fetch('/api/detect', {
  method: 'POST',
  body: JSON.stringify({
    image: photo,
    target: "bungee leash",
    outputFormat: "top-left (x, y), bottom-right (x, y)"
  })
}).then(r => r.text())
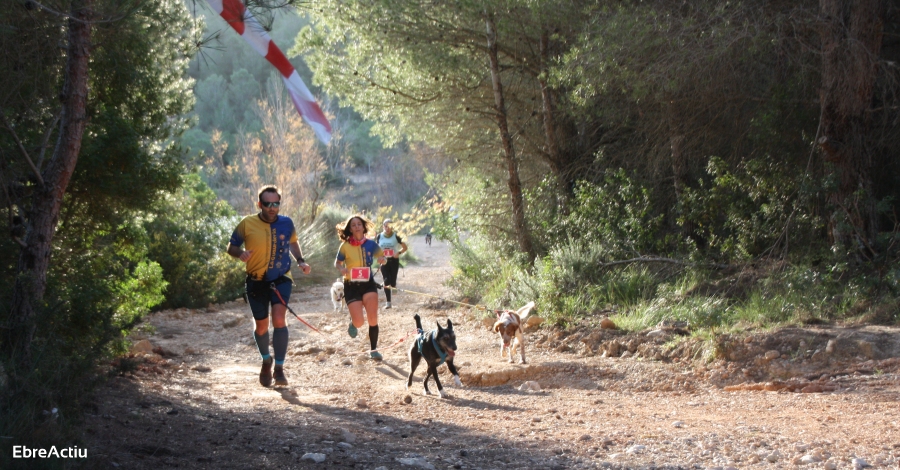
top-left (382, 285), bottom-right (514, 317)
top-left (367, 328), bottom-right (419, 354)
top-left (270, 282), bottom-right (322, 334)
top-left (268, 281), bottom-right (415, 356)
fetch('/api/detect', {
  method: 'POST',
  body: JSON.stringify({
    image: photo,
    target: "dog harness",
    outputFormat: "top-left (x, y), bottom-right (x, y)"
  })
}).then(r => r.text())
top-left (415, 329), bottom-right (448, 366)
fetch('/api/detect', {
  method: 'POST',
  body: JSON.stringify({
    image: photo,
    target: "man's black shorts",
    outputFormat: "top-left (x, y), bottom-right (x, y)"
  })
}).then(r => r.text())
top-left (245, 276), bottom-right (292, 320)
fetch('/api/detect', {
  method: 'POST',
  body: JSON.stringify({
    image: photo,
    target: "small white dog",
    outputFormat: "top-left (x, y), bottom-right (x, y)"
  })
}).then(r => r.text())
top-left (330, 278), bottom-right (345, 312)
top-left (492, 301), bottom-right (535, 364)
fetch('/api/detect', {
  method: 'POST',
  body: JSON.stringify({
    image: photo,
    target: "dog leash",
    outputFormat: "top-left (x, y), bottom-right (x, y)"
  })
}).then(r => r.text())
top-left (270, 283), bottom-right (323, 333)
top-left (270, 265), bottom-right (382, 333)
top-left (368, 328), bottom-right (419, 354)
top-left (383, 286), bottom-right (514, 317)
top-left (270, 282), bottom-right (415, 357)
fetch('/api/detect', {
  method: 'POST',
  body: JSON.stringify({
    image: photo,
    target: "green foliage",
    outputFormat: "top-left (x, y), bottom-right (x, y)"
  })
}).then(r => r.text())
top-left (115, 261), bottom-right (168, 330)
top-left (615, 295), bottom-right (729, 333)
top-left (516, 238), bottom-right (666, 324)
top-left (344, 119), bottom-right (383, 168)
top-left (297, 0), bottom-right (521, 151)
top-left (0, 215), bottom-right (173, 465)
top-left (558, 170), bottom-right (668, 257)
top-left (679, 156), bottom-right (825, 261)
top-left (0, 0), bottom-right (201, 449)
top-left (606, 263), bottom-right (897, 333)
top-left (143, 172), bottom-right (245, 309)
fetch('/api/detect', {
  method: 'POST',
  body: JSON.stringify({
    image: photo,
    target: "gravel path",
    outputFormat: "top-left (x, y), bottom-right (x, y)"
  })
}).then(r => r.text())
top-left (82, 236), bottom-right (900, 469)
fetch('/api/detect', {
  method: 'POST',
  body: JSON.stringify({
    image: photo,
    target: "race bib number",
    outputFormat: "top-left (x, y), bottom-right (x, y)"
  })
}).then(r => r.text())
top-left (350, 267), bottom-right (371, 282)
top-left (382, 249), bottom-right (395, 258)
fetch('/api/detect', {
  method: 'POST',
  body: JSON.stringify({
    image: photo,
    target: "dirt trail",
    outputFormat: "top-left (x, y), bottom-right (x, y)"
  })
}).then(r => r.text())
top-left (82, 236), bottom-right (900, 469)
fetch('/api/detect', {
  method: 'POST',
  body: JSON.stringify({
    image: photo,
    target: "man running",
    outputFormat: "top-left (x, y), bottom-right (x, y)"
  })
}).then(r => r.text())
top-left (227, 185), bottom-right (310, 387)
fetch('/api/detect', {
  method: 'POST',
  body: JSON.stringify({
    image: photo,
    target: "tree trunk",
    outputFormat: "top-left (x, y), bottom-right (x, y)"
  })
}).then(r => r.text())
top-left (818, 0), bottom-right (884, 254)
top-left (539, 30), bottom-right (562, 178)
top-left (4, 0), bottom-right (92, 382)
top-left (485, 12), bottom-right (535, 262)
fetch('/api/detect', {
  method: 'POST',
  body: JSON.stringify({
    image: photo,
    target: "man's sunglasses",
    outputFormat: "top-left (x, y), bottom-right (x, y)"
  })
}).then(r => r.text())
top-left (260, 201), bottom-right (281, 208)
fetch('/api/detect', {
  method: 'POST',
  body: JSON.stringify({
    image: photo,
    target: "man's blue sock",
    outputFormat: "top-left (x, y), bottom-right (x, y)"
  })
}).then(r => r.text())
top-left (254, 331), bottom-right (270, 360)
top-left (273, 327), bottom-right (288, 365)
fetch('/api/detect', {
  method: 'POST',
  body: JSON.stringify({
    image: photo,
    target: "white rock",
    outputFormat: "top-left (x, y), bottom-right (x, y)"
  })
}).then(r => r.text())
top-left (766, 450), bottom-right (782, 462)
top-left (397, 456), bottom-right (436, 469)
top-left (852, 458), bottom-right (870, 468)
top-left (342, 358), bottom-right (353, 365)
top-left (378, 426), bottom-right (393, 434)
top-left (646, 329), bottom-right (667, 337)
top-left (626, 445), bottom-right (646, 454)
top-left (337, 442), bottom-right (353, 449)
top-left (824, 460), bottom-right (838, 470)
top-left (375, 467), bottom-right (388, 470)
top-left (672, 421), bottom-right (685, 428)
top-left (301, 453), bottom-right (326, 463)
top-left (519, 381), bottom-right (541, 392)
top-left (825, 339), bottom-right (836, 353)
top-left (341, 429), bottom-right (356, 443)
top-left (800, 454), bottom-right (821, 464)
top-left (764, 350), bottom-right (780, 360)
top-left (356, 398), bottom-right (368, 408)
top-left (532, 417), bottom-right (542, 423)
top-left (608, 453), bottom-right (623, 459)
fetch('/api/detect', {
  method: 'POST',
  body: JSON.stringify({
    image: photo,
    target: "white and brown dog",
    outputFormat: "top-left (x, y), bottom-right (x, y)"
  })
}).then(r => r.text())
top-left (492, 301), bottom-right (535, 364)
top-left (330, 278), bottom-right (345, 312)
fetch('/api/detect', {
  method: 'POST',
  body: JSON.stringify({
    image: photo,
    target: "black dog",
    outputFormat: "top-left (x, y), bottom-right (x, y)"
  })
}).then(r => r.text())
top-left (407, 314), bottom-right (462, 398)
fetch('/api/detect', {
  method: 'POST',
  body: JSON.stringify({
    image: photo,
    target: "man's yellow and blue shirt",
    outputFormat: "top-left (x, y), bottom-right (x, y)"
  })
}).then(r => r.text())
top-left (229, 214), bottom-right (297, 281)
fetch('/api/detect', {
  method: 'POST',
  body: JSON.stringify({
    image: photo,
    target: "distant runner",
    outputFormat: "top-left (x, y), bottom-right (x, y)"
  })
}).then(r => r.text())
top-left (375, 219), bottom-right (408, 309)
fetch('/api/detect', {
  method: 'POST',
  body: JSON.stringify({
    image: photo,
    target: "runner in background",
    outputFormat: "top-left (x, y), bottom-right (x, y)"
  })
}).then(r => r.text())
top-left (376, 219), bottom-right (408, 309)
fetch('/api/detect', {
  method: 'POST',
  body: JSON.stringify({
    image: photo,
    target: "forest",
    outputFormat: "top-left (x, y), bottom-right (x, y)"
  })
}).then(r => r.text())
top-left (1, 0), bottom-right (899, 460)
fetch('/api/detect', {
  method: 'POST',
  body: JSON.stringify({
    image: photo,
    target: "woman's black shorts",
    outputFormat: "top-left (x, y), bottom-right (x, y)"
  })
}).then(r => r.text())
top-left (343, 279), bottom-right (378, 304)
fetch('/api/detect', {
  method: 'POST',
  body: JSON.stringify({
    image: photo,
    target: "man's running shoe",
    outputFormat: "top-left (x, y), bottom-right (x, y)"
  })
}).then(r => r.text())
top-left (259, 357), bottom-right (273, 387)
top-left (273, 365), bottom-right (288, 387)
top-left (348, 322), bottom-right (358, 338)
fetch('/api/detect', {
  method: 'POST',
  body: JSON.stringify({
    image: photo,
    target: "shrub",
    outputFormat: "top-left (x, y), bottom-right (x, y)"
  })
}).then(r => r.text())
top-left (679, 156), bottom-right (825, 261)
top-left (143, 172), bottom-right (245, 309)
